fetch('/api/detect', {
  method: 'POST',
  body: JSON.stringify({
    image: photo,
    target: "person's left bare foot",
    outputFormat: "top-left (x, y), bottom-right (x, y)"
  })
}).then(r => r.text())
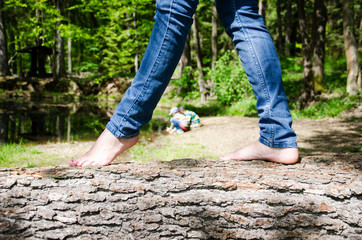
top-left (220, 141), bottom-right (299, 164)
top-left (69, 129), bottom-right (139, 167)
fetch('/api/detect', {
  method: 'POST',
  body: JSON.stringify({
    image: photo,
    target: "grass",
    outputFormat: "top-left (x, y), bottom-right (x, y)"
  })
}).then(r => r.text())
top-left (129, 137), bottom-right (218, 162)
top-left (0, 142), bottom-right (61, 168)
top-left (290, 94), bottom-right (361, 119)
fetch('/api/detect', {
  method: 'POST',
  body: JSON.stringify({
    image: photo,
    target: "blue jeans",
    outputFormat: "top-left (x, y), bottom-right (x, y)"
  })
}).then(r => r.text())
top-left (106, 0), bottom-right (297, 148)
top-left (170, 118), bottom-right (187, 131)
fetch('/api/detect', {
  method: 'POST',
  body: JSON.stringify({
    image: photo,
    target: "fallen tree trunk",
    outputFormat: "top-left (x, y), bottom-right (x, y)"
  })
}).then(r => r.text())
top-left (0, 154), bottom-right (361, 239)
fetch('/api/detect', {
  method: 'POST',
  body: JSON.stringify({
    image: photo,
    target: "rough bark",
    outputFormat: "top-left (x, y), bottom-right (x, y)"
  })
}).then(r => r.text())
top-left (0, 156), bottom-right (361, 239)
top-left (343, 0), bottom-right (361, 95)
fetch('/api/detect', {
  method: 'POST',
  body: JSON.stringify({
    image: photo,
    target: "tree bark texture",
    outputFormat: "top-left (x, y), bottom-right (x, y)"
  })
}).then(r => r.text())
top-left (0, 156), bottom-right (361, 239)
top-left (343, 0), bottom-right (361, 95)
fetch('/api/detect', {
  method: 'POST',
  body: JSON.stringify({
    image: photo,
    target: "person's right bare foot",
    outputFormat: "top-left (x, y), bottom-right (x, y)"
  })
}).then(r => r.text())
top-left (69, 129), bottom-right (139, 167)
top-left (220, 141), bottom-right (299, 164)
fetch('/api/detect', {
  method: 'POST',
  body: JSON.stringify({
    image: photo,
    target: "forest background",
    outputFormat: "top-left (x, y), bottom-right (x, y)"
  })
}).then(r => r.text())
top-left (0, 0), bottom-right (361, 166)
top-left (1, 0), bottom-right (361, 107)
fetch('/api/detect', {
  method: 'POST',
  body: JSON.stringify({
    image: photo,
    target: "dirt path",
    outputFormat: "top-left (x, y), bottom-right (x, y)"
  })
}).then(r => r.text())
top-left (36, 106), bottom-right (362, 164)
top-left (163, 107), bottom-right (362, 158)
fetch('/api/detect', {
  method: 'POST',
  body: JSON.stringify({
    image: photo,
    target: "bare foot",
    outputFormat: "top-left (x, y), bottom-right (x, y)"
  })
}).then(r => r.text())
top-left (220, 141), bottom-right (299, 164)
top-left (69, 129), bottom-right (139, 167)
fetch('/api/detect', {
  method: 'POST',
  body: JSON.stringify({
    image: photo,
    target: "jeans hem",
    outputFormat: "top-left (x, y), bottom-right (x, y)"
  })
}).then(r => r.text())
top-left (259, 137), bottom-right (297, 148)
top-left (106, 122), bottom-right (140, 139)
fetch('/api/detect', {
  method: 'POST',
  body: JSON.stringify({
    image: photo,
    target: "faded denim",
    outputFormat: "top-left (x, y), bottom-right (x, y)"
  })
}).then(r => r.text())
top-left (106, 0), bottom-right (297, 148)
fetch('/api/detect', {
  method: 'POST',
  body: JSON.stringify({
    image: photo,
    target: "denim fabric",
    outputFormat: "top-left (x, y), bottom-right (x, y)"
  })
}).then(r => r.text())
top-left (106, 0), bottom-right (198, 139)
top-left (170, 117), bottom-right (187, 131)
top-left (106, 0), bottom-right (297, 148)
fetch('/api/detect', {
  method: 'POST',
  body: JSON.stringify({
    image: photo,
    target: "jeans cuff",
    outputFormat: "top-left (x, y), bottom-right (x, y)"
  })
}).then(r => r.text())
top-left (106, 122), bottom-right (139, 139)
top-left (259, 137), bottom-right (298, 148)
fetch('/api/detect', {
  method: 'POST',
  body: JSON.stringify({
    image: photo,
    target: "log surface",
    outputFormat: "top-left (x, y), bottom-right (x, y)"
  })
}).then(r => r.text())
top-left (0, 154), bottom-right (361, 240)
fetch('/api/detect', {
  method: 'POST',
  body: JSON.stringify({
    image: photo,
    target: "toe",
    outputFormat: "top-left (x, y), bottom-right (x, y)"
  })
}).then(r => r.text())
top-left (69, 160), bottom-right (78, 166)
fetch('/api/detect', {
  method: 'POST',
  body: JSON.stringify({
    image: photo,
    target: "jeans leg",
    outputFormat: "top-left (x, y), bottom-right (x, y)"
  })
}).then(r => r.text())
top-left (106, 0), bottom-right (198, 138)
top-left (216, 0), bottom-right (297, 148)
top-left (171, 118), bottom-right (183, 130)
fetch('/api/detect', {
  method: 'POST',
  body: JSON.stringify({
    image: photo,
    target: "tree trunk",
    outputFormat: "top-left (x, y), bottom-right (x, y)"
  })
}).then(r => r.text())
top-left (179, 34), bottom-right (191, 76)
top-left (55, 0), bottom-right (66, 77)
top-left (211, 1), bottom-right (218, 70)
top-left (0, 157), bottom-right (361, 239)
top-left (67, 114), bottom-right (71, 142)
top-left (67, 5), bottom-right (72, 75)
top-left (179, 33), bottom-right (191, 77)
top-left (0, 0), bottom-right (10, 76)
top-left (276, 0), bottom-right (283, 52)
top-left (68, 37), bottom-right (72, 74)
top-left (284, 0), bottom-right (292, 56)
top-left (18, 37), bottom-right (23, 76)
top-left (9, 28), bottom-right (17, 75)
top-left (210, 1), bottom-right (218, 97)
top-left (192, 14), bottom-right (208, 103)
top-left (133, 11), bottom-right (139, 73)
top-left (359, 17), bottom-right (362, 49)
top-left (0, 113), bottom-right (9, 144)
top-left (343, 0), bottom-right (361, 95)
top-left (297, 0), bottom-right (314, 107)
top-left (258, 0), bottom-right (267, 25)
top-left (312, 0), bottom-right (327, 94)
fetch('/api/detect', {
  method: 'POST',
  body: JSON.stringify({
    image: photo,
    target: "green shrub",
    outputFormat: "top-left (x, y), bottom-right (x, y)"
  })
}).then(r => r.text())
top-left (171, 66), bottom-right (200, 99)
top-left (209, 51), bottom-right (253, 105)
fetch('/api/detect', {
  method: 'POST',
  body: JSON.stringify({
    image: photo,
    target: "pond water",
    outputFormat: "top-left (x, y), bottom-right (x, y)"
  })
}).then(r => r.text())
top-left (0, 98), bottom-right (168, 144)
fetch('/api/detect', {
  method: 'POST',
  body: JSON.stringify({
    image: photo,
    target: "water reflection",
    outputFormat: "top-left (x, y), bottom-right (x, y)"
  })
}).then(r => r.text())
top-left (0, 99), bottom-right (114, 144)
top-left (0, 99), bottom-right (169, 144)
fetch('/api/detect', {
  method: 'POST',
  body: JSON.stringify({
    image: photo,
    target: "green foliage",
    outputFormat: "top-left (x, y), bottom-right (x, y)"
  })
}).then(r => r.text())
top-left (4, 0), bottom-right (155, 79)
top-left (290, 93), bottom-right (361, 119)
top-left (209, 51), bottom-right (253, 105)
top-left (222, 98), bottom-right (257, 117)
top-left (171, 66), bottom-right (200, 99)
